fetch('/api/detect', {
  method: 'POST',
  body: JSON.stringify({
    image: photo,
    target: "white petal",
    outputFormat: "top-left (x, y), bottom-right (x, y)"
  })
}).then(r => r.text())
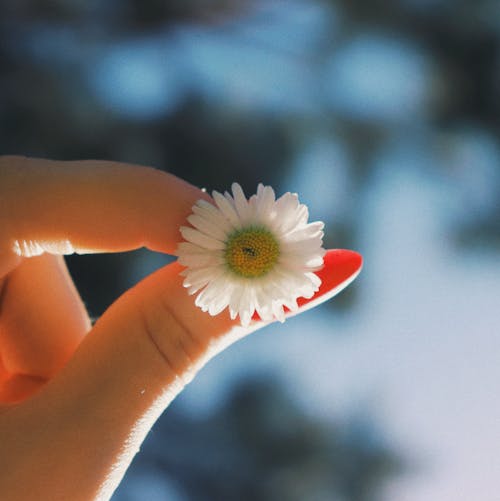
top-left (231, 183), bottom-right (251, 222)
top-left (273, 268), bottom-right (314, 297)
top-left (275, 201), bottom-right (309, 234)
top-left (187, 284), bottom-right (204, 295)
top-left (254, 287), bottom-right (274, 322)
top-left (238, 285), bottom-right (256, 326)
top-left (274, 192), bottom-right (299, 222)
top-left (193, 200), bottom-right (233, 232)
top-left (278, 253), bottom-right (324, 271)
top-left (240, 309), bottom-right (252, 327)
top-left (272, 301), bottom-right (286, 323)
top-left (255, 184), bottom-right (276, 220)
top-left (306, 272), bottom-right (322, 289)
top-left (280, 238), bottom-right (324, 256)
top-left (282, 221), bottom-right (324, 242)
top-left (187, 214), bottom-right (228, 241)
top-left (208, 291), bottom-right (231, 316)
top-left (180, 227), bottom-right (225, 250)
top-left (295, 204), bottom-right (309, 225)
top-left (228, 283), bottom-right (244, 320)
top-left (206, 277), bottom-right (238, 316)
top-left (182, 266), bottom-right (223, 288)
top-left (272, 196), bottom-right (309, 234)
top-left (284, 297), bottom-right (299, 311)
top-left (195, 273), bottom-right (231, 311)
top-left (212, 190), bottom-right (241, 226)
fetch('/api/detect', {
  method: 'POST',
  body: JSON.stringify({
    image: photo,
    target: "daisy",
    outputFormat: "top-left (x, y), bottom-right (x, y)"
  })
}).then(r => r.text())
top-left (177, 183), bottom-right (326, 326)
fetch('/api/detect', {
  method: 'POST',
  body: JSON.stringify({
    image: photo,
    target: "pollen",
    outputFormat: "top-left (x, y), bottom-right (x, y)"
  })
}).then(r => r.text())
top-left (225, 227), bottom-right (280, 278)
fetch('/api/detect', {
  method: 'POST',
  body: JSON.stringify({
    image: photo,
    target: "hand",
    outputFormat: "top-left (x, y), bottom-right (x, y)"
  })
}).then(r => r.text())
top-left (0, 156), bottom-right (362, 501)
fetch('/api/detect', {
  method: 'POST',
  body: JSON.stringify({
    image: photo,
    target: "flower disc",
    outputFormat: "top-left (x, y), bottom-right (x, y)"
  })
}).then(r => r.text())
top-left (178, 183), bottom-right (325, 325)
top-left (225, 227), bottom-right (280, 278)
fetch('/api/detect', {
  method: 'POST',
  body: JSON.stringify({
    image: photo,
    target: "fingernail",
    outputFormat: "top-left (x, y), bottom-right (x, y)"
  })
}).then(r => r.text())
top-left (292, 249), bottom-right (363, 315)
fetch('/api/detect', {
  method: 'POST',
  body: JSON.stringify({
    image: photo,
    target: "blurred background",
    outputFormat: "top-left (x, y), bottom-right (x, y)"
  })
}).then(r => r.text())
top-left (1, 0), bottom-right (499, 499)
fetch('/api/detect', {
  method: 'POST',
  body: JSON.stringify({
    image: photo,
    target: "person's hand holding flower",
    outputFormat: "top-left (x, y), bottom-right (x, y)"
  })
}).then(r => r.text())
top-left (0, 156), bottom-right (362, 501)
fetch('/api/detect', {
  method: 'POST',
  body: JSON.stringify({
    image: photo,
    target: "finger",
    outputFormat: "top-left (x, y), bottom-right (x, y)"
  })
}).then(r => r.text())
top-left (0, 156), bottom-right (208, 274)
top-left (0, 354), bottom-right (8, 383)
top-left (0, 374), bottom-right (46, 404)
top-left (0, 254), bottom-right (89, 383)
top-left (47, 249), bottom-right (362, 405)
top-left (4, 249), bottom-right (361, 499)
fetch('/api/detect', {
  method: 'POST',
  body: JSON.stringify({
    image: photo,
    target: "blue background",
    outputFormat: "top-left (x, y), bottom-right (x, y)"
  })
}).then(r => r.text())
top-left (1, 1), bottom-right (499, 499)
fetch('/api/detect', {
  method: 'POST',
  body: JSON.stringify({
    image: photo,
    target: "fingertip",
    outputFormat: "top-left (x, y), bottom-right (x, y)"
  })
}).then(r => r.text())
top-left (314, 249), bottom-right (363, 295)
top-left (294, 248), bottom-right (363, 314)
top-left (0, 157), bottom-right (212, 256)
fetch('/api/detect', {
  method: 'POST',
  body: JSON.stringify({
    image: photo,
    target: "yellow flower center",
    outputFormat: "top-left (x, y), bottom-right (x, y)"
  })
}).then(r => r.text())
top-left (225, 227), bottom-right (280, 278)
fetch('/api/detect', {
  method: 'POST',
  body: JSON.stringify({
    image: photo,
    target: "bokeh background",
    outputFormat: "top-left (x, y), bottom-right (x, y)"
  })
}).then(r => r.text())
top-left (1, 1), bottom-right (500, 500)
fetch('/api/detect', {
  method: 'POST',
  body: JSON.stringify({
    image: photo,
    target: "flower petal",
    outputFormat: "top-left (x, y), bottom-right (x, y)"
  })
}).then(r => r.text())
top-left (180, 226), bottom-right (225, 250)
top-left (212, 190), bottom-right (240, 226)
top-left (176, 182), bottom-right (356, 326)
top-left (255, 184), bottom-right (276, 220)
top-left (193, 201), bottom-right (233, 232)
top-left (282, 221), bottom-right (324, 242)
top-left (187, 214), bottom-right (228, 242)
top-left (231, 183), bottom-right (252, 222)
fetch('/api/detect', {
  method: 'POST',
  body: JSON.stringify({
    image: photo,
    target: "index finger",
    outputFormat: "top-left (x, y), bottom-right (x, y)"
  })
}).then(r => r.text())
top-left (0, 156), bottom-right (207, 264)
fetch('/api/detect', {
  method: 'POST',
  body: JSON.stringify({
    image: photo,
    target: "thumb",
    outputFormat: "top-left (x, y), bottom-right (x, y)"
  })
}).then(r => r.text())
top-left (4, 260), bottom-right (246, 501)
top-left (5, 249), bottom-right (361, 501)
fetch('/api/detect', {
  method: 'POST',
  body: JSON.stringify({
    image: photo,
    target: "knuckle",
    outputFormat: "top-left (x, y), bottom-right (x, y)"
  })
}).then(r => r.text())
top-left (137, 296), bottom-right (205, 385)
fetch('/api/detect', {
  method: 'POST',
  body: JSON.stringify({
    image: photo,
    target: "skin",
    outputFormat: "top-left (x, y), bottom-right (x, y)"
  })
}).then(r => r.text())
top-left (0, 156), bottom-right (362, 501)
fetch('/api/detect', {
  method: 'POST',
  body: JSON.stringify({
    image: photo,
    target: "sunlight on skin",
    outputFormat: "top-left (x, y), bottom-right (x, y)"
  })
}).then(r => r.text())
top-left (0, 156), bottom-right (362, 501)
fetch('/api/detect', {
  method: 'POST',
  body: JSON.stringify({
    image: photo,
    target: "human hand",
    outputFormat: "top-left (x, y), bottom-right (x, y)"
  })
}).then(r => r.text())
top-left (0, 156), bottom-right (362, 501)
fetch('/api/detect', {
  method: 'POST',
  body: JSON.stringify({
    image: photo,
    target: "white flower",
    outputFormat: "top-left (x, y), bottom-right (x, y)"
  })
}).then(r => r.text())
top-left (177, 183), bottom-right (325, 326)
